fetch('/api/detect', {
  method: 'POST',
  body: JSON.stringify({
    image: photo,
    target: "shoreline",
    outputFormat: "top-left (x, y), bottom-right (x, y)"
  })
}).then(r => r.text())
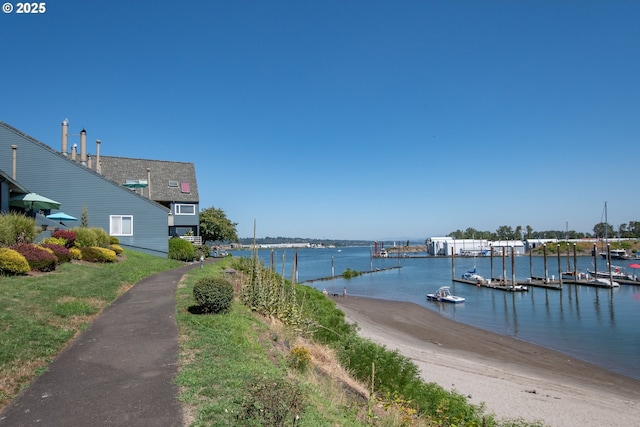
top-left (333, 295), bottom-right (640, 427)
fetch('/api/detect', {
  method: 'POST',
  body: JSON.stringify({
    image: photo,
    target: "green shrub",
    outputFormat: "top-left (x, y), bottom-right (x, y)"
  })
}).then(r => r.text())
top-left (237, 376), bottom-right (306, 426)
top-left (193, 276), bottom-right (234, 313)
top-left (194, 244), bottom-right (210, 260)
top-left (41, 236), bottom-right (67, 246)
top-left (73, 227), bottom-right (97, 248)
top-left (0, 213), bottom-right (37, 246)
top-left (109, 236), bottom-right (120, 245)
top-left (0, 247), bottom-right (30, 275)
top-left (342, 268), bottom-right (362, 278)
top-left (80, 246), bottom-right (116, 263)
top-left (168, 237), bottom-right (195, 261)
top-left (11, 243), bottom-right (58, 272)
top-left (91, 227), bottom-right (111, 247)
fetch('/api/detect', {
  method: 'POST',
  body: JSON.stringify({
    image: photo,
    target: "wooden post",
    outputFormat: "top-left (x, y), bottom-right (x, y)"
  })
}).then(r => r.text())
top-left (543, 244), bottom-right (548, 283)
top-left (607, 244), bottom-right (613, 286)
top-left (451, 247), bottom-right (455, 280)
top-left (490, 244), bottom-right (494, 283)
top-left (557, 244), bottom-right (563, 286)
top-left (592, 243), bottom-right (597, 279)
top-left (511, 245), bottom-right (516, 286)
top-left (502, 246), bottom-right (506, 284)
top-left (573, 244), bottom-right (578, 278)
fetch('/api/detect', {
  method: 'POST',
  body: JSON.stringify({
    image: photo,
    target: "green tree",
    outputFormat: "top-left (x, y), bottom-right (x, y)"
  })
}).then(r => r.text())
top-left (199, 207), bottom-right (238, 244)
top-left (593, 222), bottom-right (615, 239)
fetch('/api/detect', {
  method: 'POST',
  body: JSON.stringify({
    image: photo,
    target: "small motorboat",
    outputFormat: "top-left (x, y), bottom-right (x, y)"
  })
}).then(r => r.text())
top-left (462, 268), bottom-right (485, 284)
top-left (426, 286), bottom-right (465, 303)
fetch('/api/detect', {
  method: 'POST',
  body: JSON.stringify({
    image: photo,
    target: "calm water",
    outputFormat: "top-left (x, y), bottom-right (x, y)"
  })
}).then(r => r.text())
top-left (233, 246), bottom-right (640, 380)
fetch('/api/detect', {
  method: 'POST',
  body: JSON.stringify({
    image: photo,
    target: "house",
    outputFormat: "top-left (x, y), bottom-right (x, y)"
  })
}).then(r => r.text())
top-left (0, 121), bottom-right (173, 256)
top-left (97, 156), bottom-right (200, 240)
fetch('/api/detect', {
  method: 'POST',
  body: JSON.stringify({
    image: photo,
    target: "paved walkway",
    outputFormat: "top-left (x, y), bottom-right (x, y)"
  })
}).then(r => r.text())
top-left (0, 260), bottom-right (210, 427)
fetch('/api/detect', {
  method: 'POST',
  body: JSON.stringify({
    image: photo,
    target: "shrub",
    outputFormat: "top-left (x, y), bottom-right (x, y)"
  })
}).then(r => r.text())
top-left (169, 237), bottom-right (195, 261)
top-left (342, 268), bottom-right (362, 279)
top-left (193, 276), bottom-right (234, 313)
top-left (0, 247), bottom-right (30, 275)
top-left (69, 247), bottom-right (82, 260)
top-left (40, 243), bottom-right (72, 263)
top-left (237, 376), bottom-right (306, 426)
top-left (11, 243), bottom-right (58, 272)
top-left (73, 227), bottom-right (97, 248)
top-left (288, 346), bottom-right (312, 372)
top-left (80, 246), bottom-right (116, 263)
top-left (41, 236), bottom-right (67, 246)
top-left (0, 213), bottom-right (37, 246)
top-left (109, 236), bottom-right (120, 245)
top-left (52, 229), bottom-right (76, 248)
top-left (194, 244), bottom-right (210, 260)
top-left (109, 244), bottom-right (124, 255)
top-left (91, 227), bottom-right (111, 248)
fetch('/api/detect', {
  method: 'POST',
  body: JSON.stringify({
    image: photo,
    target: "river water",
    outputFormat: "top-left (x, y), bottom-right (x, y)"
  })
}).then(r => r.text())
top-left (233, 246), bottom-right (640, 380)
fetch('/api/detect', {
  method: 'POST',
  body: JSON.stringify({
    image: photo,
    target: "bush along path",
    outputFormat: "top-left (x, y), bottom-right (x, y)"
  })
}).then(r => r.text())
top-left (0, 260), bottom-right (211, 427)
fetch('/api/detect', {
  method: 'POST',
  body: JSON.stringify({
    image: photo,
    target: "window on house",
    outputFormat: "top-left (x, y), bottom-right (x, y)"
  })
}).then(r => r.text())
top-left (110, 215), bottom-right (133, 236)
top-left (168, 180), bottom-right (179, 187)
top-left (181, 182), bottom-right (190, 193)
top-left (175, 204), bottom-right (196, 215)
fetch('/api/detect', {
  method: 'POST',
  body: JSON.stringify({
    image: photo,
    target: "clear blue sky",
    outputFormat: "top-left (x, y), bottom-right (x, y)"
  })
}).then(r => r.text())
top-left (2, 1), bottom-right (638, 240)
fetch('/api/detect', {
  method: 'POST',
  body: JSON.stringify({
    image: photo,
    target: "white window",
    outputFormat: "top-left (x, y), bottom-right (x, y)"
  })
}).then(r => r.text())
top-left (110, 215), bottom-right (133, 236)
top-left (175, 204), bottom-right (196, 215)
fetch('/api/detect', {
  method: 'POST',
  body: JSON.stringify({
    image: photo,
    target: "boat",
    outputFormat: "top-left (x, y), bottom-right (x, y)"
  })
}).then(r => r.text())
top-left (600, 248), bottom-right (628, 260)
top-left (462, 268), bottom-right (485, 284)
top-left (426, 286), bottom-right (465, 303)
top-left (587, 264), bottom-right (639, 282)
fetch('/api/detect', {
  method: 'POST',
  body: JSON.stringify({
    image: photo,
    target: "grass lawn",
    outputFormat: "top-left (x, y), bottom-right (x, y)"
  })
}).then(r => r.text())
top-left (0, 250), bottom-right (182, 410)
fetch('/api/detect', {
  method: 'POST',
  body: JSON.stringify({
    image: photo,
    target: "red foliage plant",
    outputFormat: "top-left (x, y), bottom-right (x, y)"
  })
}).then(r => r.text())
top-left (11, 243), bottom-right (58, 272)
top-left (40, 243), bottom-right (72, 263)
top-left (51, 229), bottom-right (77, 248)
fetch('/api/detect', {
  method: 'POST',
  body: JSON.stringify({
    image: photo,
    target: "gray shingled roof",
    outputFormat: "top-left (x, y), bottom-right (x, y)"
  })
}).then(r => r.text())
top-left (98, 156), bottom-right (199, 203)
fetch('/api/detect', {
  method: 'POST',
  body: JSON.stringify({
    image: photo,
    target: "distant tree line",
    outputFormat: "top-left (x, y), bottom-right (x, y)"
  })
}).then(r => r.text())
top-left (447, 221), bottom-right (640, 241)
top-left (236, 236), bottom-right (374, 247)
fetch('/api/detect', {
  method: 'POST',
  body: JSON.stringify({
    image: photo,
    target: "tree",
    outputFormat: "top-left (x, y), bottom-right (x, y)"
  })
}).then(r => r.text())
top-left (199, 207), bottom-right (238, 244)
top-left (593, 222), bottom-right (614, 239)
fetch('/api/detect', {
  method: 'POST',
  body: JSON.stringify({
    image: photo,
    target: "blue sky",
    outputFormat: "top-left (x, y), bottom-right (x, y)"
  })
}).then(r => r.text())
top-left (2, 1), bottom-right (638, 240)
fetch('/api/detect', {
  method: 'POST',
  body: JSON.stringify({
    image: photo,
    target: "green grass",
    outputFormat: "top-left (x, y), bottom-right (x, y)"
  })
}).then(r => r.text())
top-left (0, 250), bottom-right (182, 408)
top-left (176, 259), bottom-right (369, 426)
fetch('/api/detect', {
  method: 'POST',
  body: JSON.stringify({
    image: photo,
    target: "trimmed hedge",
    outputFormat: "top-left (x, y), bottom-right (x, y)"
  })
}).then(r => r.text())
top-left (169, 237), bottom-right (195, 261)
top-left (193, 276), bottom-right (234, 313)
top-left (40, 243), bottom-right (72, 263)
top-left (11, 243), bottom-right (58, 272)
top-left (0, 247), bottom-right (30, 275)
top-left (80, 246), bottom-right (116, 263)
top-left (51, 229), bottom-right (76, 248)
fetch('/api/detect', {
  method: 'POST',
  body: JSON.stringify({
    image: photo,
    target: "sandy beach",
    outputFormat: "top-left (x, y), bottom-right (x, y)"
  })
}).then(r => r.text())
top-left (333, 296), bottom-right (640, 427)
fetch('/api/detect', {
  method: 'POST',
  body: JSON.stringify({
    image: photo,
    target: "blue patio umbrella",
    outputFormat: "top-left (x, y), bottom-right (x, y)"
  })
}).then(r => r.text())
top-left (46, 212), bottom-right (78, 222)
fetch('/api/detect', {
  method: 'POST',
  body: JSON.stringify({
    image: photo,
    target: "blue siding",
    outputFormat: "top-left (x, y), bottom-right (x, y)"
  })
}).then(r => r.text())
top-left (0, 123), bottom-right (169, 255)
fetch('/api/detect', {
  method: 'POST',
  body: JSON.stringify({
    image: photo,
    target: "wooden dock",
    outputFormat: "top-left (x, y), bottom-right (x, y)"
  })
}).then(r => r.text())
top-left (452, 278), bottom-right (530, 291)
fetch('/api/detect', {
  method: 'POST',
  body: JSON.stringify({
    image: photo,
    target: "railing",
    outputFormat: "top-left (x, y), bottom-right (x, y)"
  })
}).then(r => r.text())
top-left (179, 235), bottom-right (202, 245)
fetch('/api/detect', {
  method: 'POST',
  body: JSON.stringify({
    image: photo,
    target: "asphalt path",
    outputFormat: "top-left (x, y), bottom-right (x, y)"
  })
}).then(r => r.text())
top-left (0, 260), bottom-right (210, 427)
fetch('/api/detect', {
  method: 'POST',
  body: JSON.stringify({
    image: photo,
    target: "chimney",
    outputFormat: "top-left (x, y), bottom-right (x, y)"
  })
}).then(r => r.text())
top-left (71, 143), bottom-right (77, 161)
top-left (146, 168), bottom-right (151, 199)
top-left (87, 155), bottom-right (92, 169)
top-left (96, 140), bottom-right (101, 173)
top-left (11, 145), bottom-right (17, 179)
top-left (80, 129), bottom-right (87, 166)
top-left (61, 119), bottom-right (69, 156)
